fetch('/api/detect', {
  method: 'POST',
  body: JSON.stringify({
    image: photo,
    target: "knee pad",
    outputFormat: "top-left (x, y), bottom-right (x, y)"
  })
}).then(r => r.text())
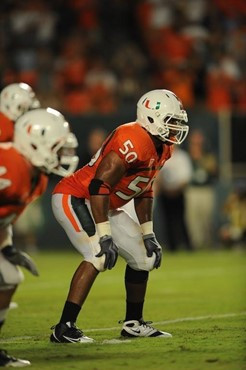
top-left (125, 265), bottom-right (149, 284)
top-left (127, 253), bottom-right (156, 272)
top-left (83, 235), bottom-right (107, 273)
top-left (0, 254), bottom-right (24, 290)
top-left (88, 254), bottom-right (106, 272)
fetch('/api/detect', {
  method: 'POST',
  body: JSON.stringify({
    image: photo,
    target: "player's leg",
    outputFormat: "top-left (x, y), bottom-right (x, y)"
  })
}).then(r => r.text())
top-left (0, 227), bottom-right (31, 367)
top-left (110, 209), bottom-right (172, 338)
top-left (50, 194), bottom-right (107, 343)
top-left (0, 287), bottom-right (17, 330)
top-left (0, 226), bottom-right (24, 331)
top-left (0, 349), bottom-right (30, 367)
top-left (50, 261), bottom-right (97, 344)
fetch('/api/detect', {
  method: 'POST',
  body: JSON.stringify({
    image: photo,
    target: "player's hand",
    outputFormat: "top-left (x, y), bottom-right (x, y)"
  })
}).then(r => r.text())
top-left (96, 235), bottom-right (119, 270)
top-left (143, 233), bottom-right (162, 269)
top-left (2, 245), bottom-right (39, 276)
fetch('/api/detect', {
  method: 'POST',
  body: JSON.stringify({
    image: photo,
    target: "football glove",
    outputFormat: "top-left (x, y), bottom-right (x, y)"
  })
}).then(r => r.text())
top-left (2, 245), bottom-right (39, 276)
top-left (96, 235), bottom-right (119, 270)
top-left (143, 233), bottom-right (162, 269)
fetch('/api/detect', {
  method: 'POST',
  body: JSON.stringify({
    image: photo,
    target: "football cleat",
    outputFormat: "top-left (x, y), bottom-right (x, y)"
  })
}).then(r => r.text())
top-left (9, 302), bottom-right (18, 310)
top-left (50, 322), bottom-right (94, 343)
top-left (0, 349), bottom-right (31, 367)
top-left (120, 319), bottom-right (172, 338)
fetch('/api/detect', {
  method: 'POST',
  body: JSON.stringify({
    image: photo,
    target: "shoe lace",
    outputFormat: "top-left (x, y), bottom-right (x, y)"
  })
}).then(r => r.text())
top-left (70, 323), bottom-right (84, 336)
top-left (50, 322), bottom-right (84, 335)
top-left (118, 319), bottom-right (154, 328)
top-left (139, 320), bottom-right (154, 329)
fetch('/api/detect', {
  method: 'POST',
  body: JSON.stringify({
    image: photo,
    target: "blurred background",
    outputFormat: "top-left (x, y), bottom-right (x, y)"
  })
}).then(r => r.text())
top-left (1, 0), bottom-right (245, 251)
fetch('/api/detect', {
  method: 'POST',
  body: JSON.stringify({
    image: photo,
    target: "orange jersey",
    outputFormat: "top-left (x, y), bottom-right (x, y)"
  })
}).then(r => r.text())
top-left (0, 143), bottom-right (48, 226)
top-left (0, 112), bottom-right (14, 142)
top-left (54, 122), bottom-right (173, 209)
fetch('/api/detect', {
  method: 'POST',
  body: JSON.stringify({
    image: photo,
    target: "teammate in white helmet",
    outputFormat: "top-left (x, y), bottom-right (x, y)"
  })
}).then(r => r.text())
top-left (0, 108), bottom-right (78, 367)
top-left (0, 83), bottom-right (40, 142)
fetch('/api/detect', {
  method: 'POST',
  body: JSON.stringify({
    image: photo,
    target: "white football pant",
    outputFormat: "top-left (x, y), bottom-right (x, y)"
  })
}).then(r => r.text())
top-left (52, 194), bottom-right (156, 272)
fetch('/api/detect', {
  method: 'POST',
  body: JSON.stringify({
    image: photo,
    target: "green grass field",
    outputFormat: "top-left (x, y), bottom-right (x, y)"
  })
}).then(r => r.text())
top-left (1, 249), bottom-right (245, 370)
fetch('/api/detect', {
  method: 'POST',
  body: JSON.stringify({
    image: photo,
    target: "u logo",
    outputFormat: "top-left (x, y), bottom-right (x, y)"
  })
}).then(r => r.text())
top-left (144, 99), bottom-right (161, 110)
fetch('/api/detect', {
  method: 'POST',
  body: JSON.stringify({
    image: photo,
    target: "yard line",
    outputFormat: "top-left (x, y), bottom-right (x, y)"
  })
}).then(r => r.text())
top-left (0, 311), bottom-right (245, 343)
top-left (153, 311), bottom-right (246, 326)
top-left (87, 311), bottom-right (246, 332)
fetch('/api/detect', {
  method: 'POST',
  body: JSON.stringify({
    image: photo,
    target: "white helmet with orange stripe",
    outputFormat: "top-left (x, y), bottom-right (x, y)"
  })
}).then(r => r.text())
top-left (137, 89), bottom-right (189, 144)
top-left (14, 108), bottom-right (79, 177)
top-left (0, 83), bottom-right (40, 121)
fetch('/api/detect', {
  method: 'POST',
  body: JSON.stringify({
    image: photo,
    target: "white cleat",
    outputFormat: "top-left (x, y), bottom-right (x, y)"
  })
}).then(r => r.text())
top-left (120, 319), bottom-right (172, 338)
top-left (9, 302), bottom-right (18, 310)
top-left (0, 349), bottom-right (30, 367)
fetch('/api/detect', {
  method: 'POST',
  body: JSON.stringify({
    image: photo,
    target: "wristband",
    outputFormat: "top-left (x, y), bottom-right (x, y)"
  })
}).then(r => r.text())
top-left (96, 221), bottom-right (111, 238)
top-left (140, 221), bottom-right (153, 236)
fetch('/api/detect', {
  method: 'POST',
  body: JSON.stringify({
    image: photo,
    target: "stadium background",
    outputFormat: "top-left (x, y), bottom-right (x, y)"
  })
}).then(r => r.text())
top-left (1, 0), bottom-right (245, 249)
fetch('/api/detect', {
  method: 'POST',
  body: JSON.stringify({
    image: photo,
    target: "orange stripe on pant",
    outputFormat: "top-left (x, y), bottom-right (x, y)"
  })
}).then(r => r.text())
top-left (62, 194), bottom-right (81, 232)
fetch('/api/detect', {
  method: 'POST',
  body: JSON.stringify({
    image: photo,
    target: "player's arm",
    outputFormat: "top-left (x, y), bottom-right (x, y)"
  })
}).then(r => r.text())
top-left (0, 166), bottom-right (39, 275)
top-left (134, 178), bottom-right (155, 226)
top-left (134, 197), bottom-right (153, 225)
top-left (134, 196), bottom-right (163, 269)
top-left (89, 150), bottom-right (126, 270)
top-left (89, 150), bottom-right (126, 224)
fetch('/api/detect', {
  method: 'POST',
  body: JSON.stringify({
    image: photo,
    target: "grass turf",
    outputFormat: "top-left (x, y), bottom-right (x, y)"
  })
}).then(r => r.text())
top-left (0, 249), bottom-right (245, 369)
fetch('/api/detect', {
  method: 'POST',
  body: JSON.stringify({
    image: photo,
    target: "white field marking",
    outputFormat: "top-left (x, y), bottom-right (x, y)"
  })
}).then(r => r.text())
top-left (87, 311), bottom-right (246, 332)
top-left (102, 339), bottom-right (132, 344)
top-left (0, 311), bottom-right (245, 344)
top-left (0, 336), bottom-right (33, 343)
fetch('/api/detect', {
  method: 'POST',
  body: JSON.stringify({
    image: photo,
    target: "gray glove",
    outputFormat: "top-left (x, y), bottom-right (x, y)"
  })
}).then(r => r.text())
top-left (2, 245), bottom-right (39, 276)
top-left (96, 235), bottom-right (119, 270)
top-left (143, 233), bottom-right (162, 269)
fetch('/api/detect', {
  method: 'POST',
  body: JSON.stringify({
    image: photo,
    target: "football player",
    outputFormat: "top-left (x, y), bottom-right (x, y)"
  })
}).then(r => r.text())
top-left (0, 82), bottom-right (41, 306)
top-left (0, 83), bottom-right (40, 142)
top-left (0, 82), bottom-right (41, 367)
top-left (0, 108), bottom-right (78, 367)
top-left (50, 89), bottom-right (189, 343)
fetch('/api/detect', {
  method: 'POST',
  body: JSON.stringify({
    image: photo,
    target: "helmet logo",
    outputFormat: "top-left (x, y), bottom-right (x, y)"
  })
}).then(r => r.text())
top-left (143, 98), bottom-right (160, 110)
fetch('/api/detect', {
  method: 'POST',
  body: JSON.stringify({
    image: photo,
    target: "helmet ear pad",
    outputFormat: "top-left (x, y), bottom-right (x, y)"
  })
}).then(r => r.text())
top-left (14, 108), bottom-right (79, 177)
top-left (136, 89), bottom-right (189, 144)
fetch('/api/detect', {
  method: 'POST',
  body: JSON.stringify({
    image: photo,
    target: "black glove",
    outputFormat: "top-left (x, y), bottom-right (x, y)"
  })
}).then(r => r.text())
top-left (2, 245), bottom-right (39, 276)
top-left (96, 235), bottom-right (119, 270)
top-left (143, 233), bottom-right (162, 269)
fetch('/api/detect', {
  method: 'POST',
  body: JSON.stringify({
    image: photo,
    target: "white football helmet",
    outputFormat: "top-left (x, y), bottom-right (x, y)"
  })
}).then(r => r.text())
top-left (137, 89), bottom-right (189, 144)
top-left (58, 132), bottom-right (79, 176)
top-left (0, 83), bottom-right (40, 121)
top-left (14, 108), bottom-right (79, 177)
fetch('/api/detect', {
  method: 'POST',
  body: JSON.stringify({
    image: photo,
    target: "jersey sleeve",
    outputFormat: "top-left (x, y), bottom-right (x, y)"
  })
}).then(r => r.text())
top-left (103, 126), bottom-right (142, 169)
top-left (0, 164), bottom-right (19, 203)
top-left (0, 114), bottom-right (14, 142)
top-left (135, 181), bottom-right (154, 199)
top-left (0, 147), bottom-right (24, 219)
top-left (0, 167), bottom-right (17, 221)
